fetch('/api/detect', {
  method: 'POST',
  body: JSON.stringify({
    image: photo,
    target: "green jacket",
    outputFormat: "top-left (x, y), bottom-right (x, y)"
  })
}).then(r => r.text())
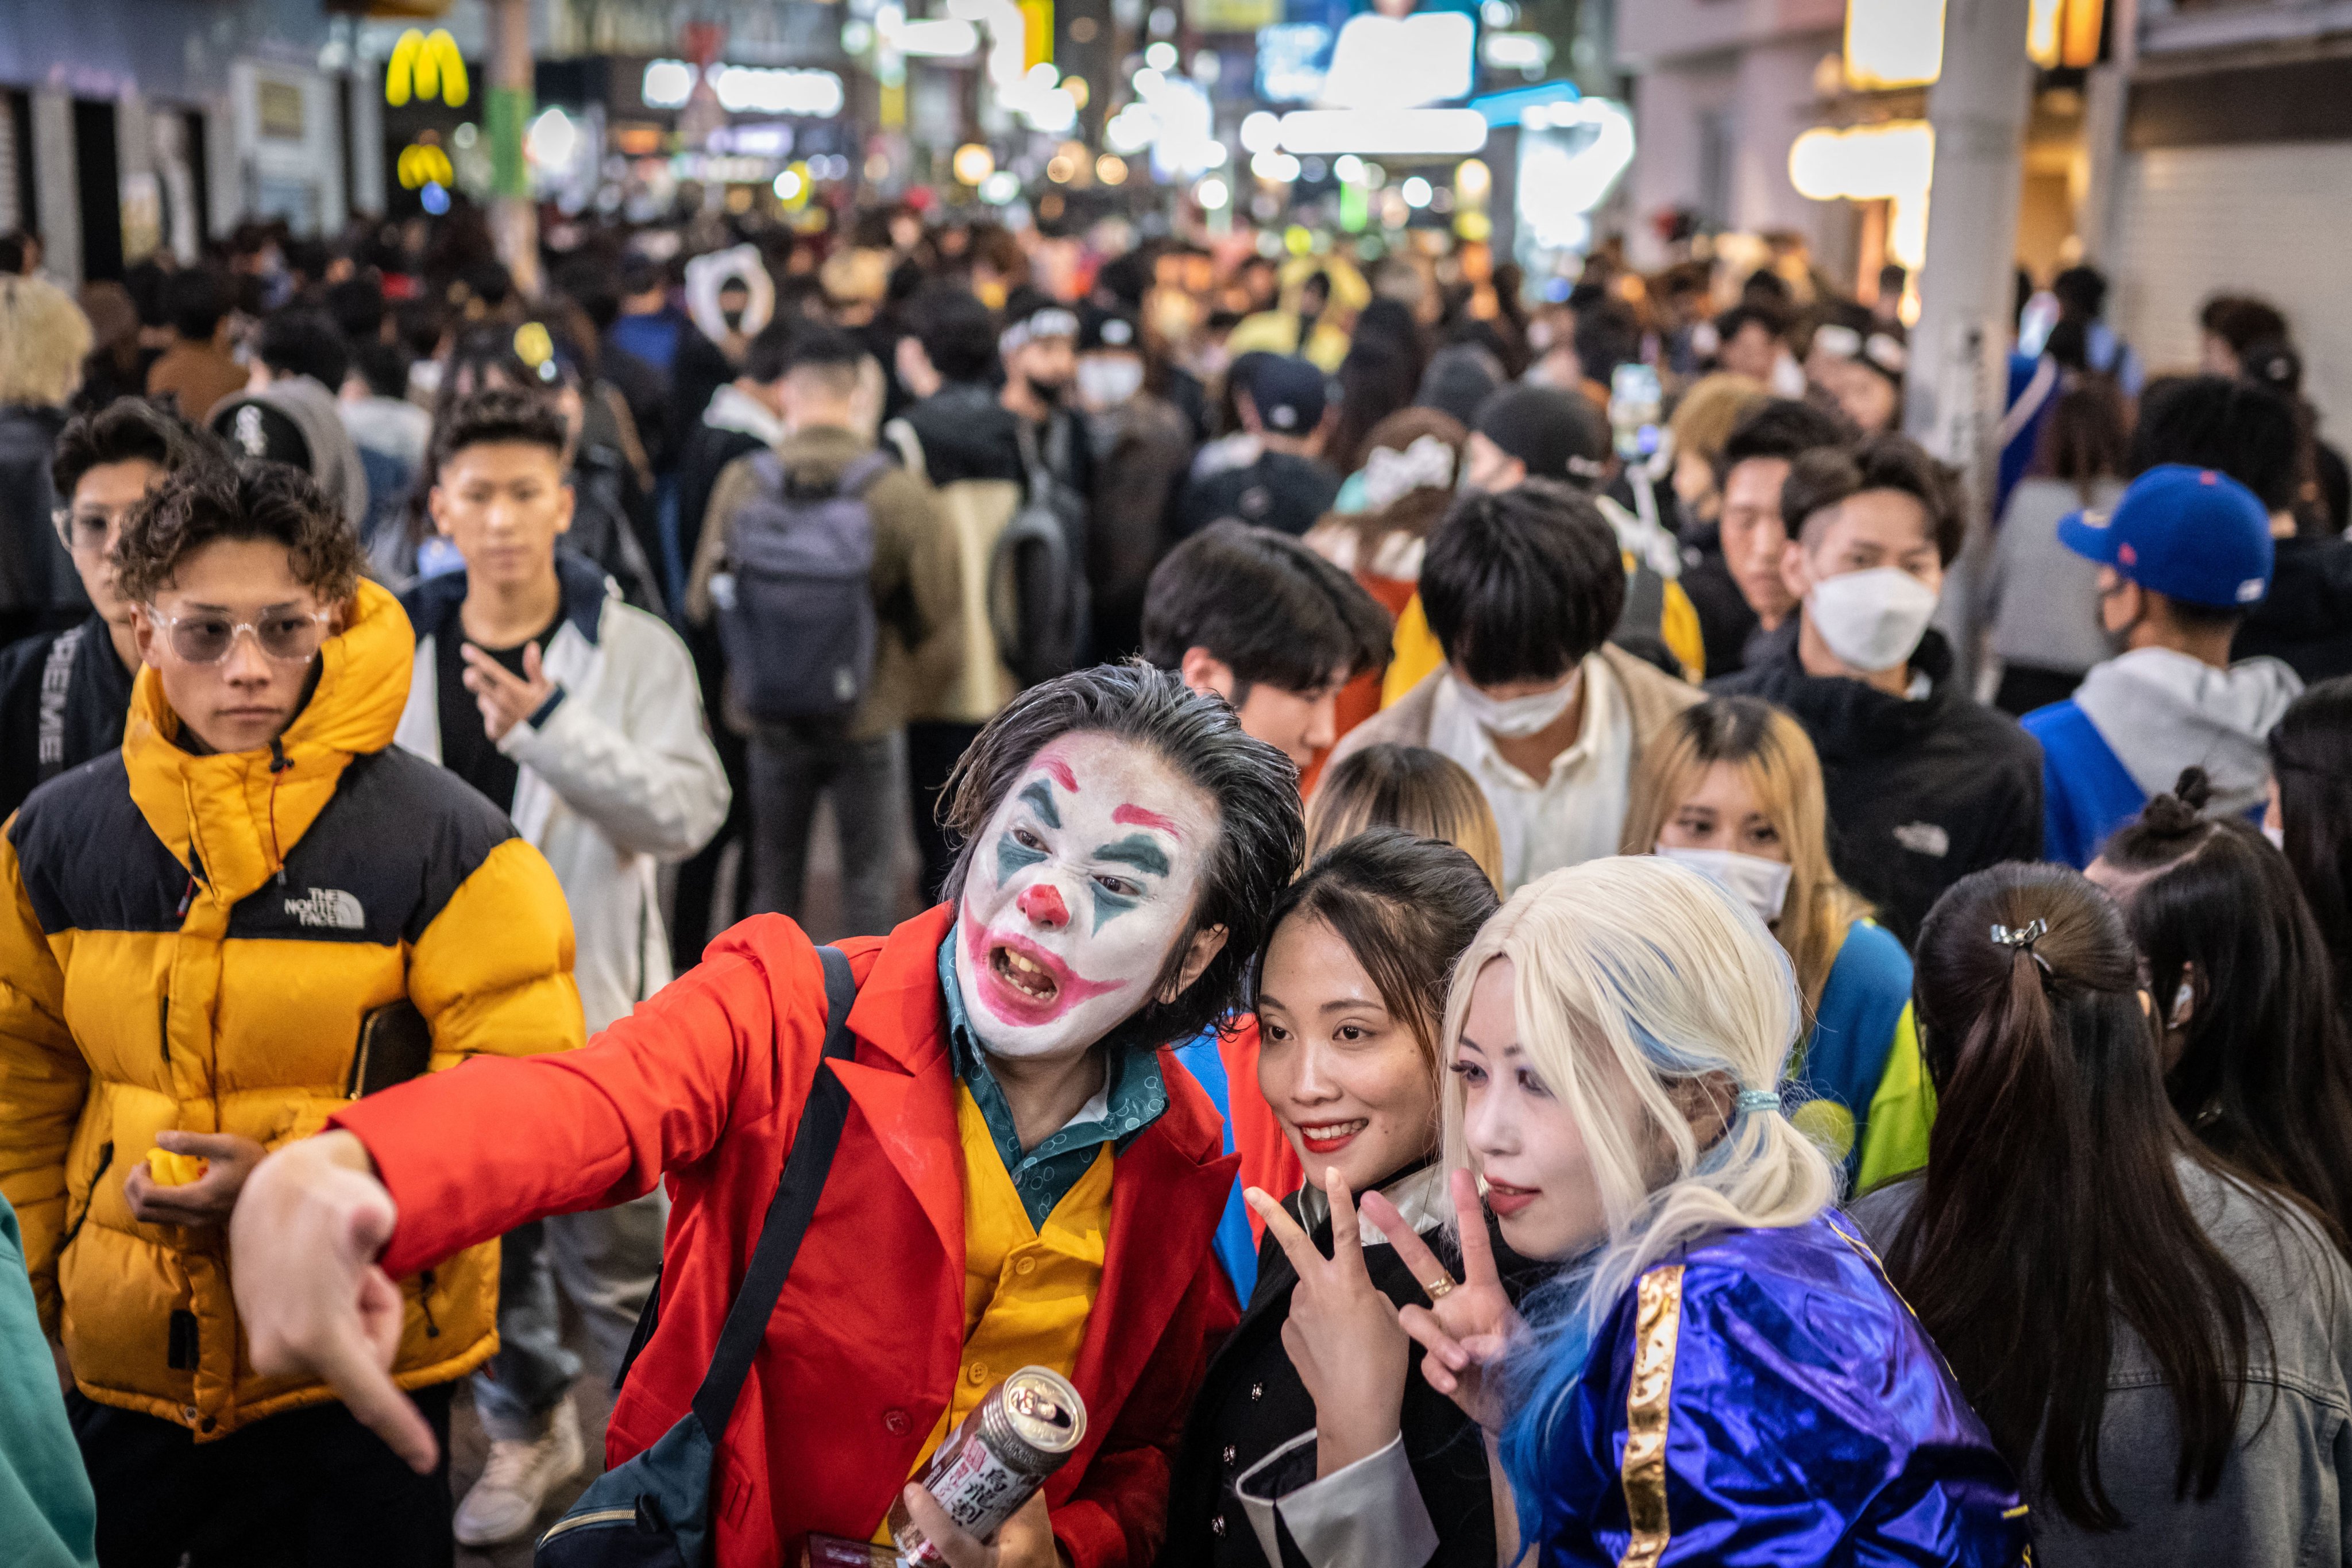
top-left (0, 1193), bottom-right (95, 1568)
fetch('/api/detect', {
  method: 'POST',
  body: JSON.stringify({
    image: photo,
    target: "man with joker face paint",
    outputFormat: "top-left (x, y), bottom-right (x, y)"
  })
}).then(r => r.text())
top-left (223, 663), bottom-right (1304, 1568)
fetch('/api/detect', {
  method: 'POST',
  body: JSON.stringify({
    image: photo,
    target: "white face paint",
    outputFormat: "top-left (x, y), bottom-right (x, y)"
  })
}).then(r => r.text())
top-left (953, 731), bottom-right (1219, 1060)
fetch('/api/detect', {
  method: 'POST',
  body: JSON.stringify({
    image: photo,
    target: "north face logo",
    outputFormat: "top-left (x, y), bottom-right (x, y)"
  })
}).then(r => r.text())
top-left (284, 887), bottom-right (366, 930)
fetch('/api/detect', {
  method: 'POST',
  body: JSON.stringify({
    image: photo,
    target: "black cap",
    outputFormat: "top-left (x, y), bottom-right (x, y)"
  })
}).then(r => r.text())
top-left (1472, 384), bottom-right (1609, 484)
top-left (1079, 304), bottom-right (1142, 354)
top-left (212, 398), bottom-right (315, 473)
top-left (1246, 355), bottom-right (1327, 435)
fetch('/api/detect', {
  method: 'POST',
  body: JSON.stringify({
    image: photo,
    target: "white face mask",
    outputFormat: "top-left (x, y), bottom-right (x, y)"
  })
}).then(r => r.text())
top-left (1655, 844), bottom-right (1794, 924)
top-left (1451, 667), bottom-right (1581, 739)
top-left (2263, 822), bottom-right (2287, 850)
top-left (1805, 567), bottom-right (1941, 675)
top-left (1075, 356), bottom-right (1145, 411)
top-left (953, 732), bottom-right (1218, 1060)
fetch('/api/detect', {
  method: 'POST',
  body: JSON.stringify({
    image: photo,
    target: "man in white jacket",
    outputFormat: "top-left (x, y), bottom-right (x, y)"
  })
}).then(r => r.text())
top-left (394, 388), bottom-right (729, 1545)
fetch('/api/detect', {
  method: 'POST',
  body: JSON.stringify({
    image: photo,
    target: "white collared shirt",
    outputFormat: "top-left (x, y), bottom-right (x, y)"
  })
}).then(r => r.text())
top-left (1427, 653), bottom-right (1633, 892)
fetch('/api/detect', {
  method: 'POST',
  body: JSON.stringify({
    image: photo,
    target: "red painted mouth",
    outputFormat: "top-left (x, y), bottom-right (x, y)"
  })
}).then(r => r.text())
top-left (1295, 1118), bottom-right (1368, 1155)
top-left (1484, 1180), bottom-right (1539, 1217)
top-left (963, 920), bottom-right (1122, 1026)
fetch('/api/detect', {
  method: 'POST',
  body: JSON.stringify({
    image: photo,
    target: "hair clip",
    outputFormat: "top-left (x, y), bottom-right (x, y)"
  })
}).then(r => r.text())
top-left (1991, 918), bottom-right (2053, 974)
top-left (1734, 1088), bottom-right (1780, 1115)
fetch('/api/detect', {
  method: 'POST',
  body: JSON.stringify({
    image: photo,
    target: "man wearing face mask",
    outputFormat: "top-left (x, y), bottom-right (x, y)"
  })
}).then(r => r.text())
top-left (1712, 437), bottom-right (2042, 943)
top-left (999, 291), bottom-right (1096, 551)
top-left (222, 663), bottom-right (1307, 1568)
top-left (1328, 481), bottom-right (1702, 894)
top-left (2022, 465), bottom-right (2297, 868)
top-left (1075, 305), bottom-right (1194, 662)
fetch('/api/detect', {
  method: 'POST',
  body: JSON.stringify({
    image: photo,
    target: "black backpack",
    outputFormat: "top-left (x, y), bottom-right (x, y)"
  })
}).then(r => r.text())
top-left (716, 450), bottom-right (891, 724)
top-left (994, 419), bottom-right (1090, 687)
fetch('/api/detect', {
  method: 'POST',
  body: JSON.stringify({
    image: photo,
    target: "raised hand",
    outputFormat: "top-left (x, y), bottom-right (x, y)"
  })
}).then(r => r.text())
top-left (1244, 1164), bottom-right (1412, 1477)
top-left (229, 1130), bottom-right (441, 1473)
top-left (1365, 1167), bottom-right (1522, 1434)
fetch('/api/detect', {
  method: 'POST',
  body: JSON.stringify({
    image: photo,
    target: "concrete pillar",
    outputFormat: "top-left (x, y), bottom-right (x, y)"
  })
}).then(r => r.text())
top-left (488, 0), bottom-right (539, 295)
top-left (30, 89), bottom-right (80, 285)
top-left (2074, 0), bottom-right (2138, 267)
top-left (1905, 0), bottom-right (2034, 674)
top-left (349, 60), bottom-right (387, 220)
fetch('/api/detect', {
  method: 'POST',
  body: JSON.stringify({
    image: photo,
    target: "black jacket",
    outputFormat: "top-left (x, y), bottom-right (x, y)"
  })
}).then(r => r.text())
top-left (2235, 535), bottom-right (2352, 685)
top-left (1158, 1185), bottom-right (1500, 1568)
top-left (892, 381), bottom-right (1027, 485)
top-left (0, 406), bottom-right (80, 639)
top-left (1712, 622), bottom-right (2043, 945)
top-left (0, 615), bottom-right (136, 820)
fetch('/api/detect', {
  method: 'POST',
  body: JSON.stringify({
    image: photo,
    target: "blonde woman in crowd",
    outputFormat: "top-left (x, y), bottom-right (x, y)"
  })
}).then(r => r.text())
top-left (0, 275), bottom-right (95, 648)
top-left (1306, 741), bottom-right (1504, 895)
top-left (1366, 857), bottom-right (2030, 1564)
top-left (1620, 696), bottom-right (1930, 1191)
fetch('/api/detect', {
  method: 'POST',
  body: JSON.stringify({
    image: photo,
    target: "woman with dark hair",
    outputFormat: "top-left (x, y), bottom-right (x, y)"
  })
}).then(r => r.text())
top-left (1858, 862), bottom-right (2352, 1565)
top-left (1324, 335), bottom-right (1422, 479)
top-left (1986, 377), bottom-right (2132, 715)
top-left (2268, 677), bottom-right (2352, 1009)
top-left (1161, 829), bottom-right (1502, 1565)
top-left (2087, 768), bottom-right (2352, 1243)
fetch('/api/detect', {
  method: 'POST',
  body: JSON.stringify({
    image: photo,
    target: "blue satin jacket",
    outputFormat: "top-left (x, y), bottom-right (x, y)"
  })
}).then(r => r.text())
top-left (1533, 1212), bottom-right (2030, 1566)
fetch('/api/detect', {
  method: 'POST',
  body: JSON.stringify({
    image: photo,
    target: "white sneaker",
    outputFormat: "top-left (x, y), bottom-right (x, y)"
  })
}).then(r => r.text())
top-left (454, 1396), bottom-right (587, 1547)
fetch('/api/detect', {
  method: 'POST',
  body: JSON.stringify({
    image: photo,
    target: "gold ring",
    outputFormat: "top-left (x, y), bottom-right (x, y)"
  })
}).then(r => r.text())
top-left (1424, 1276), bottom-right (1458, 1301)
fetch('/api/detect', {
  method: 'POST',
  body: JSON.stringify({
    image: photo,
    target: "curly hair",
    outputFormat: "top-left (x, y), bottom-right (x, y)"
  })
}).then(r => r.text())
top-left (940, 661), bottom-right (1305, 1056)
top-left (52, 398), bottom-right (225, 500)
top-left (114, 460), bottom-right (366, 606)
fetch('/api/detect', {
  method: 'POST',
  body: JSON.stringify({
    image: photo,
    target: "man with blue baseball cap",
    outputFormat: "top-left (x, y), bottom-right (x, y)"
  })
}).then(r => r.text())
top-left (2022, 464), bottom-right (2303, 866)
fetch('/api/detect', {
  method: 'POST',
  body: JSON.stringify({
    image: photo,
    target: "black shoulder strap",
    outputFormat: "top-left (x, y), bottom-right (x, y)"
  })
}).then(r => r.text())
top-left (36, 624), bottom-right (85, 785)
top-left (687, 944), bottom-right (858, 1438)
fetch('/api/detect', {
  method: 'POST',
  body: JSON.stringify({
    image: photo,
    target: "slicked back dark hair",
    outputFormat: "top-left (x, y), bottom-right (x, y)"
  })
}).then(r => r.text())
top-left (1252, 827), bottom-right (1499, 1068)
top-left (1421, 478), bottom-right (1624, 685)
top-left (52, 399), bottom-right (223, 500)
top-left (1714, 397), bottom-right (1848, 488)
top-left (430, 387), bottom-right (570, 478)
top-left (940, 661), bottom-right (1305, 1057)
top-left (1781, 434), bottom-right (1964, 565)
top-left (1140, 522), bottom-right (1392, 698)
top-left (114, 459), bottom-right (365, 606)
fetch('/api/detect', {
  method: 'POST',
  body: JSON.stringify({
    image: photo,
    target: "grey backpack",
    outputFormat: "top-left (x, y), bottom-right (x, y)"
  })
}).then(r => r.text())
top-left (716, 450), bottom-right (890, 723)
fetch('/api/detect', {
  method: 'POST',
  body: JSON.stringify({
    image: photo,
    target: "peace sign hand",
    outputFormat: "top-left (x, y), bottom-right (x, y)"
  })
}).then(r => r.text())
top-left (1365, 1167), bottom-right (1523, 1435)
top-left (1243, 1165), bottom-right (1412, 1478)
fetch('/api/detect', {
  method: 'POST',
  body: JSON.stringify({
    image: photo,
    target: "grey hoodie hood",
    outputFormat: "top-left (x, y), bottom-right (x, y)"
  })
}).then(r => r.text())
top-left (2073, 647), bottom-right (2304, 815)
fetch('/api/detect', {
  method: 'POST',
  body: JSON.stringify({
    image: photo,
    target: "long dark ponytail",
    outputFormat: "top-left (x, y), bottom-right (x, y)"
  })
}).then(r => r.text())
top-left (2100, 767), bottom-right (2352, 1248)
top-left (1884, 862), bottom-right (2260, 1531)
top-left (2270, 678), bottom-right (2352, 1013)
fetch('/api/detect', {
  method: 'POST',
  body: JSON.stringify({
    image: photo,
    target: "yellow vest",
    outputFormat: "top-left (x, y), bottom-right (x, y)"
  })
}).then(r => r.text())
top-left (892, 1084), bottom-right (1115, 1509)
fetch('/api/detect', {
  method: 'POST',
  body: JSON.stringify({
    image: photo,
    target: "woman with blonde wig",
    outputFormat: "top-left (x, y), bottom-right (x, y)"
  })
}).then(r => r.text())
top-left (1620, 696), bottom-right (1930, 1190)
top-left (1366, 857), bottom-right (2029, 1565)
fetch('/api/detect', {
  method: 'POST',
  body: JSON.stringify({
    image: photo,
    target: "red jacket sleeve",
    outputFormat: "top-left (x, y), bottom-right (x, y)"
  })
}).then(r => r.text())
top-left (1052, 1252), bottom-right (1241, 1568)
top-left (332, 916), bottom-right (830, 1278)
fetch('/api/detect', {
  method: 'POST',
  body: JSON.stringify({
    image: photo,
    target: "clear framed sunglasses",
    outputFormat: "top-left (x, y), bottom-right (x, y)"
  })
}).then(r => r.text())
top-left (144, 607), bottom-right (334, 665)
top-left (51, 502), bottom-right (137, 555)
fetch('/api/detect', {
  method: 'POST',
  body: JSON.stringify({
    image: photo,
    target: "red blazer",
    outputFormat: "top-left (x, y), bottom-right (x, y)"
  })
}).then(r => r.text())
top-left (333, 905), bottom-right (1241, 1567)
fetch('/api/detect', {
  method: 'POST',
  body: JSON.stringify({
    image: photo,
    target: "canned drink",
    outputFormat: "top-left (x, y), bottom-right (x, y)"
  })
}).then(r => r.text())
top-left (887, 1368), bottom-right (1087, 1566)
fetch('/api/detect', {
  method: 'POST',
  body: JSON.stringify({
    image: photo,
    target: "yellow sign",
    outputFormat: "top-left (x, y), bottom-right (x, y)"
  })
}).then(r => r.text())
top-left (1019, 0), bottom-right (1055, 72)
top-left (397, 141), bottom-right (456, 190)
top-left (386, 29), bottom-right (470, 109)
top-left (2029, 0), bottom-right (2105, 67)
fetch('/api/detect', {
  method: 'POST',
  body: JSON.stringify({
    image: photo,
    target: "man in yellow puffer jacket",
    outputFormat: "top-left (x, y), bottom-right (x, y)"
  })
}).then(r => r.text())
top-left (0, 461), bottom-right (582, 1566)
